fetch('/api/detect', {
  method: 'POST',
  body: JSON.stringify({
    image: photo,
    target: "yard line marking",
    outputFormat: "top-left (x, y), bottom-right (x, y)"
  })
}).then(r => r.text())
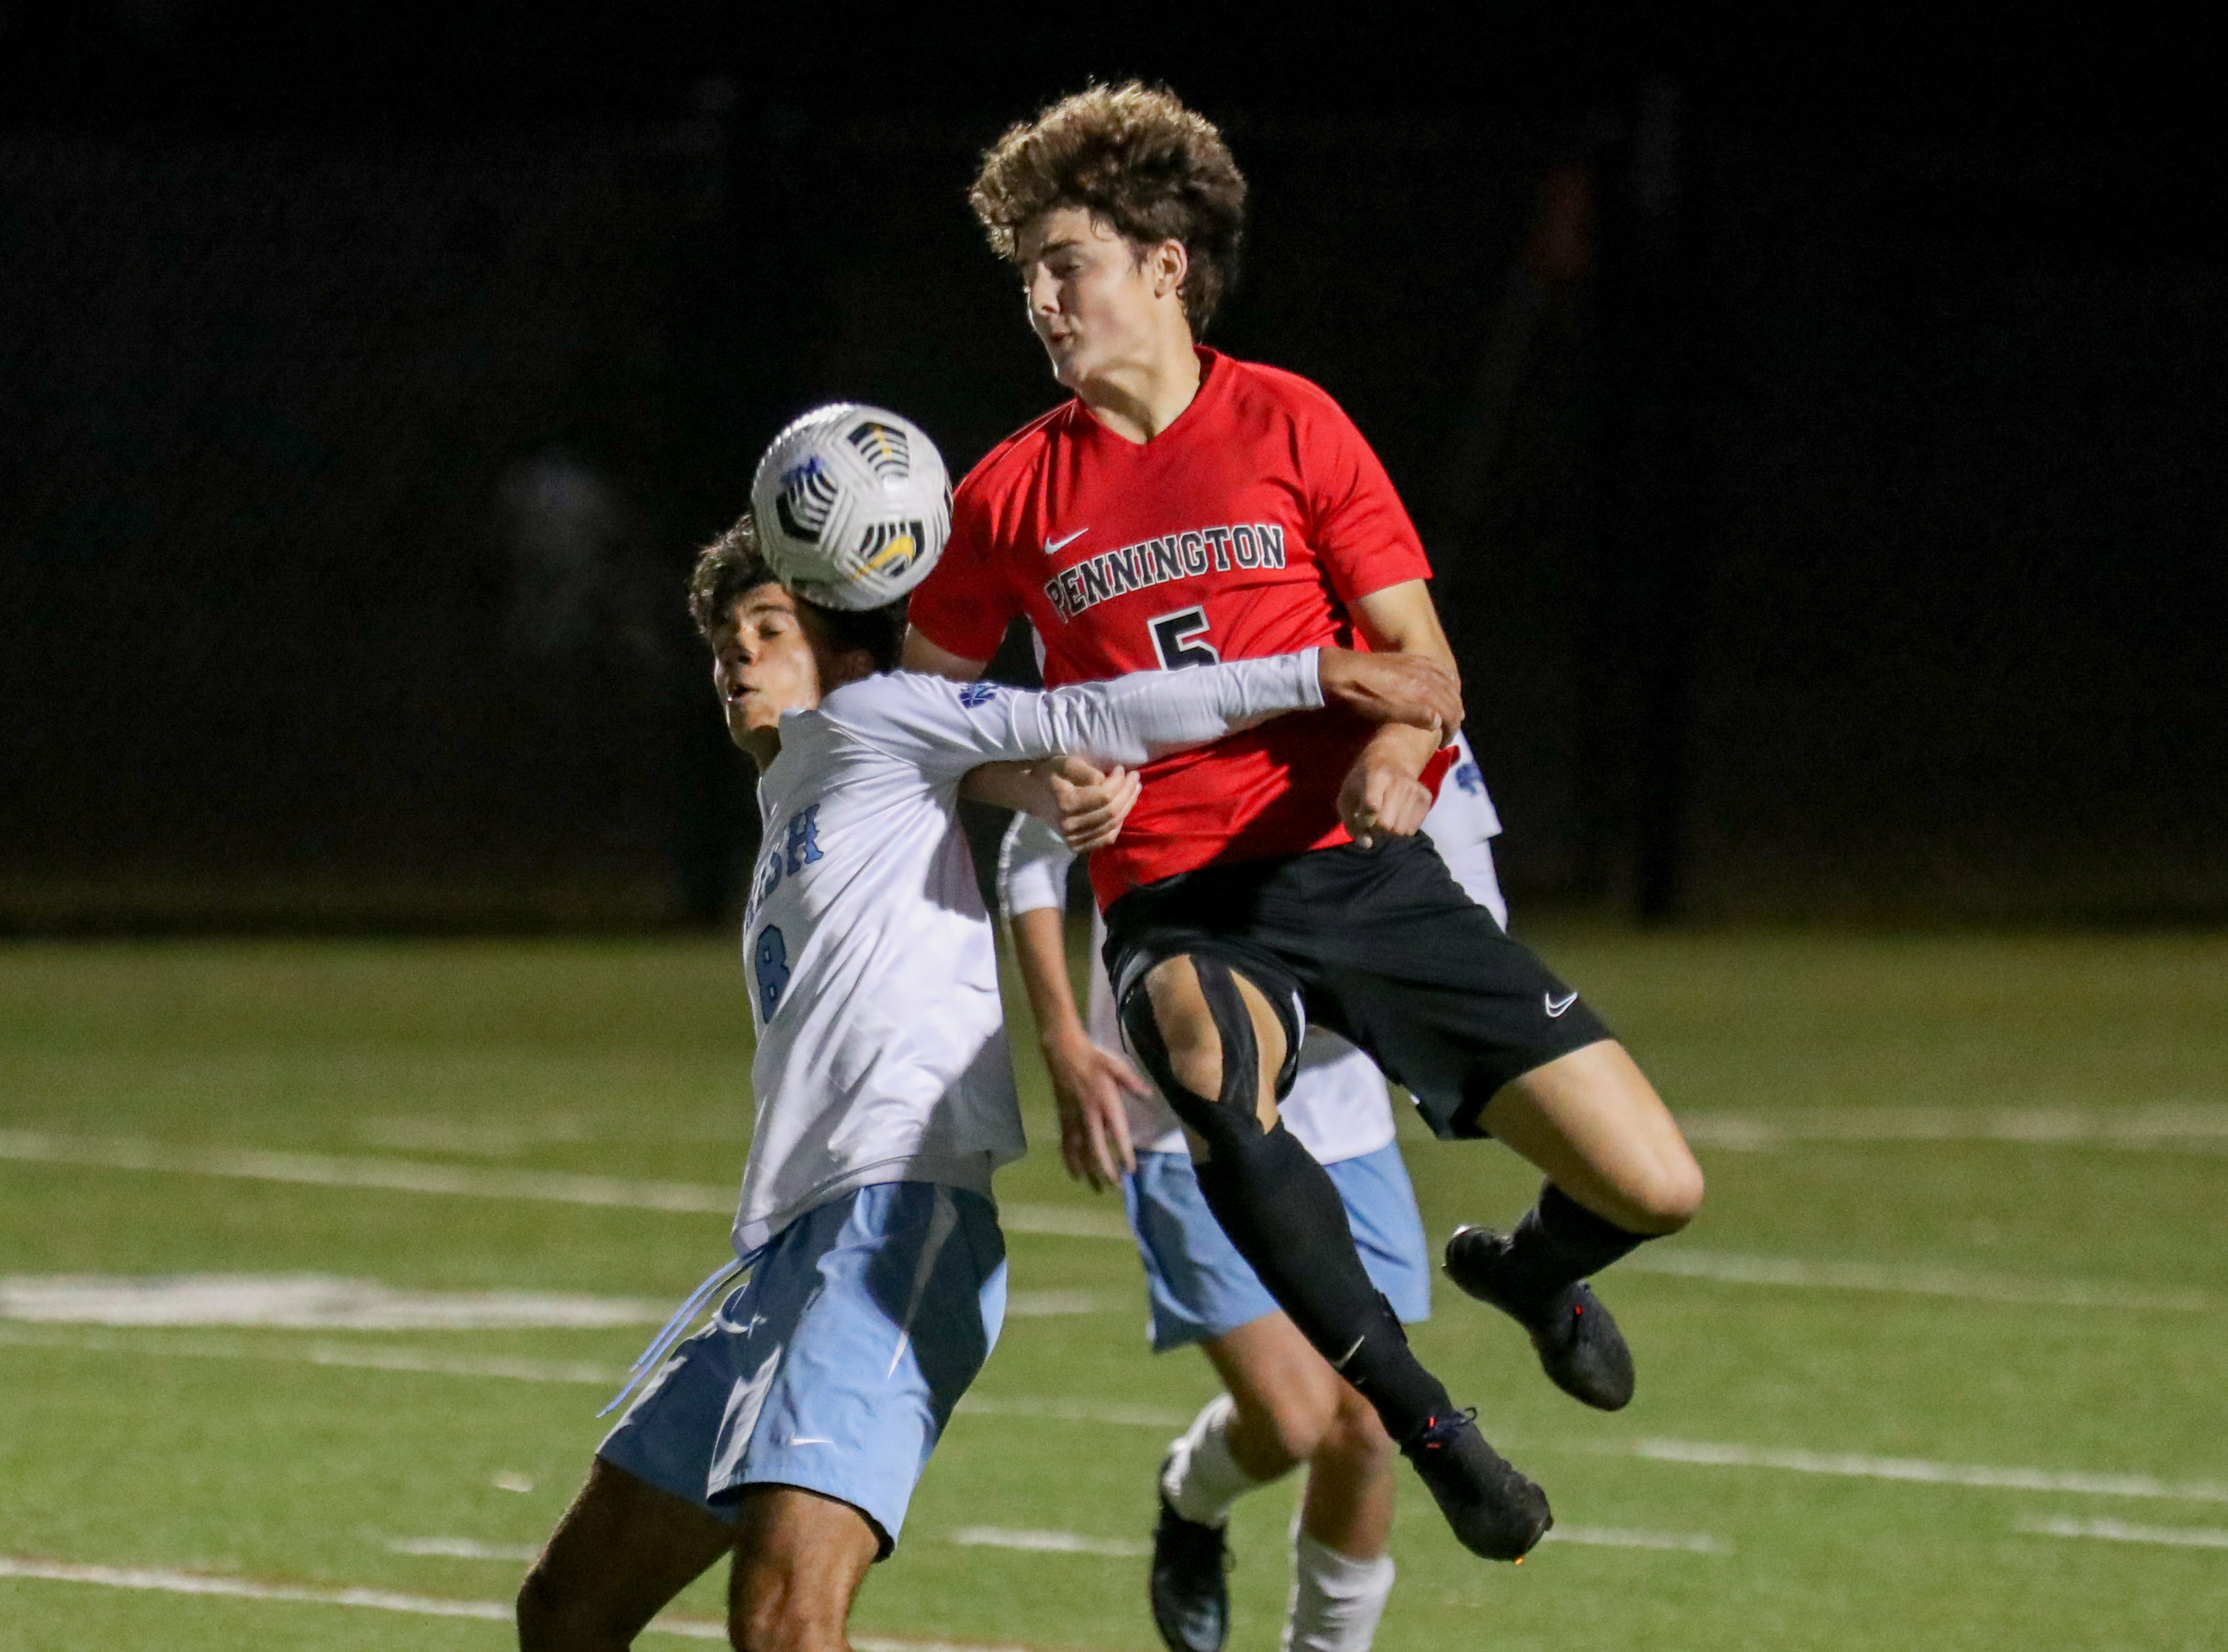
top-left (0, 1131), bottom-right (1133, 1238)
top-left (1623, 1438), bottom-right (2228, 1504)
top-left (0, 1130), bottom-right (735, 1213)
top-left (954, 1394), bottom-right (1193, 1428)
top-left (11, 1325), bottom-right (2223, 1518)
top-left (1004, 1291), bottom-right (1104, 1317)
top-left (2016, 1516), bottom-right (2228, 1550)
top-left (1544, 1525), bottom-right (1723, 1554)
top-left (388, 1537), bottom-right (540, 1562)
top-left (951, 1527), bottom-right (1152, 1558)
top-left (0, 1556), bottom-right (1045, 1649)
top-left (0, 1273), bottom-right (666, 1330)
top-left (1618, 1249), bottom-right (2207, 1314)
top-left (0, 1322), bottom-right (627, 1386)
top-left (0, 1556), bottom-right (513, 1621)
top-left (999, 1204), bottom-right (1130, 1241)
top-left (1680, 1103), bottom-right (2228, 1155)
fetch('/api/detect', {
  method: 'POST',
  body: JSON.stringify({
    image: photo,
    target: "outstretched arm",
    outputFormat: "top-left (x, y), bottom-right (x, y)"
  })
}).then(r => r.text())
top-left (830, 647), bottom-right (1458, 783)
top-left (1024, 646), bottom-right (1460, 772)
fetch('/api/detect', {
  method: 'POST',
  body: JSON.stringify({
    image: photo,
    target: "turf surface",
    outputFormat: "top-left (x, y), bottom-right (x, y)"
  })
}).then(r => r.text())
top-left (2, 928), bottom-right (2225, 1649)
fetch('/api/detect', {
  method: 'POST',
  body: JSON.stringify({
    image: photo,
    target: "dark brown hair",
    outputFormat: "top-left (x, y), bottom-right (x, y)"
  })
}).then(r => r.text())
top-left (688, 513), bottom-right (906, 673)
top-left (969, 82), bottom-right (1247, 333)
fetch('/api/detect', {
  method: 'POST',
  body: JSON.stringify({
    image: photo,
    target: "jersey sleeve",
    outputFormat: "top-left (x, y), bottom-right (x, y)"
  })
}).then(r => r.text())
top-left (1302, 399), bottom-right (1434, 605)
top-left (998, 814), bottom-right (1076, 920)
top-left (905, 478), bottom-right (1019, 663)
top-left (821, 654), bottom-right (1325, 781)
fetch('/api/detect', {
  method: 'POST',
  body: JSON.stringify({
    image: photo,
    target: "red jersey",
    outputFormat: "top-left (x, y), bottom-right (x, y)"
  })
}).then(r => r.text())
top-left (908, 348), bottom-right (1434, 906)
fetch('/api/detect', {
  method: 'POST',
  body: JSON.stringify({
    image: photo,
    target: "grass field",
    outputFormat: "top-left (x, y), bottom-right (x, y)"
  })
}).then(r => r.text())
top-left (3, 927), bottom-right (2225, 1651)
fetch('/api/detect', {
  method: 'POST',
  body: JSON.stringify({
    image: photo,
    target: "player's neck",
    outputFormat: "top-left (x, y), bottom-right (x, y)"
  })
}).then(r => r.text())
top-left (1076, 332), bottom-right (1202, 444)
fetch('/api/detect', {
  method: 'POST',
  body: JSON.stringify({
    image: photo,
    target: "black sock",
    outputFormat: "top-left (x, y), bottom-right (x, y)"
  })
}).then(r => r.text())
top-left (1192, 1123), bottom-right (1454, 1442)
top-left (1493, 1183), bottom-right (1653, 1320)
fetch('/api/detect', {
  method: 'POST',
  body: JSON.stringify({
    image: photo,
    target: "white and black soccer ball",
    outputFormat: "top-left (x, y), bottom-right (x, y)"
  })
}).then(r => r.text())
top-left (749, 403), bottom-right (952, 612)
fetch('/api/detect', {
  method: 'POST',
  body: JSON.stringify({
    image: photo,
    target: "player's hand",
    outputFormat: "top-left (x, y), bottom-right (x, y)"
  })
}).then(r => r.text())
top-left (1339, 730), bottom-right (1437, 849)
top-left (1042, 1024), bottom-right (1148, 1190)
top-left (1317, 648), bottom-right (1462, 738)
top-left (1047, 757), bottom-right (1141, 852)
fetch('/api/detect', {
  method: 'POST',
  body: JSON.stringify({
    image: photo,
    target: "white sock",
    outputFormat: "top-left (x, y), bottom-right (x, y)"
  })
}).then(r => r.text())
top-left (1160, 1394), bottom-right (1268, 1527)
top-left (1283, 1519), bottom-right (1396, 1652)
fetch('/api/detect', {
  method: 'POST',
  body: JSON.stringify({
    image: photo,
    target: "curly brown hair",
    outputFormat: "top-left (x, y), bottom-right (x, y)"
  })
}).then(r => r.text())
top-left (968, 83), bottom-right (1247, 333)
top-left (687, 513), bottom-right (905, 671)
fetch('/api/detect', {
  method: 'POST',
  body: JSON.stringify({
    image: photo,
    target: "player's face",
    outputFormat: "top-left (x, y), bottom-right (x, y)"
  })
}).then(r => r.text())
top-left (710, 585), bottom-right (823, 755)
top-left (1019, 207), bottom-right (1166, 389)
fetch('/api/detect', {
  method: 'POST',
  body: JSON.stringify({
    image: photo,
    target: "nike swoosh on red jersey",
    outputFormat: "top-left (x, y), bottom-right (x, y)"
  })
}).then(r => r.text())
top-left (1043, 528), bottom-right (1088, 555)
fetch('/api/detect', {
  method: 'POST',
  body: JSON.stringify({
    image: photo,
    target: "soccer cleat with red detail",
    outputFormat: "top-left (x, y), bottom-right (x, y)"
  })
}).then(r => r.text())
top-left (1443, 1225), bottom-right (1636, 1411)
top-left (1401, 1408), bottom-right (1552, 1561)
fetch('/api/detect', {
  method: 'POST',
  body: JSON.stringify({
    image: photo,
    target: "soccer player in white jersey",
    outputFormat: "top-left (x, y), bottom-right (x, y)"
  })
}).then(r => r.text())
top-left (1000, 736), bottom-right (1506, 1652)
top-left (516, 516), bottom-right (1460, 1652)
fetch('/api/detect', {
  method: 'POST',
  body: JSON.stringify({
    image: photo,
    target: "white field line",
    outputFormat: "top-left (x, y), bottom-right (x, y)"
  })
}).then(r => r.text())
top-left (10, 1320), bottom-right (2225, 1521)
top-left (388, 1537), bottom-right (540, 1562)
top-left (954, 1394), bottom-right (1194, 1428)
top-left (951, 1527), bottom-right (1151, 1558)
top-left (1004, 1291), bottom-right (1104, 1317)
top-left (1624, 1438), bottom-right (2228, 1504)
top-left (0, 1322), bottom-right (627, 1386)
top-left (2017, 1516), bottom-right (2228, 1550)
top-left (0, 1273), bottom-right (666, 1330)
top-left (1544, 1525), bottom-right (1723, 1553)
top-left (0, 1130), bottom-right (734, 1213)
top-left (0, 1556), bottom-right (1042, 1649)
top-left (4, 1130), bottom-right (2207, 1316)
top-left (0, 1130), bottom-right (1131, 1240)
top-left (1680, 1103), bottom-right (2228, 1155)
top-left (1618, 1249), bottom-right (2208, 1314)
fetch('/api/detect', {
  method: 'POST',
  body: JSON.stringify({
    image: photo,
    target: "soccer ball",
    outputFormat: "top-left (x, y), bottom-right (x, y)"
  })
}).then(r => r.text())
top-left (750, 403), bottom-right (952, 612)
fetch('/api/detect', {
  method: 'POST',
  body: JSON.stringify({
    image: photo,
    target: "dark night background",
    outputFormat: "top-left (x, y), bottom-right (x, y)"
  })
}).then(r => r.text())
top-left (3, 5), bottom-right (2221, 932)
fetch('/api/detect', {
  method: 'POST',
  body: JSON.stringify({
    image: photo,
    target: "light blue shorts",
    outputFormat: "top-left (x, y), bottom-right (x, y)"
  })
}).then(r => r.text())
top-left (1121, 1142), bottom-right (1430, 1354)
top-left (596, 1181), bottom-right (1006, 1558)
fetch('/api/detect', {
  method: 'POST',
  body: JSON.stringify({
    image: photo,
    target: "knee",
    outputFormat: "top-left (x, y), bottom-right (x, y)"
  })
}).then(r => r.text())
top-left (731, 1598), bottom-right (820, 1652)
top-left (1252, 1388), bottom-right (1340, 1468)
top-left (1135, 964), bottom-right (1228, 1101)
top-left (1316, 1387), bottom-right (1396, 1474)
top-left (1628, 1154), bottom-right (1705, 1235)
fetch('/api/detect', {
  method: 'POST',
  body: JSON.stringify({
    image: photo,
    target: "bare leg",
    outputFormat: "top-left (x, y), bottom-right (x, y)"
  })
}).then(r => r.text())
top-left (518, 1459), bottom-right (733, 1651)
top-left (1479, 1041), bottom-right (1704, 1233)
top-left (1202, 1313), bottom-right (1394, 1560)
top-left (727, 1485), bottom-right (880, 1652)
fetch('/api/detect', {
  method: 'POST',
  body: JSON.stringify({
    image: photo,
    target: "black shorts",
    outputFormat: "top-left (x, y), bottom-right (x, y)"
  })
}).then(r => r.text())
top-left (1101, 835), bottom-right (1614, 1141)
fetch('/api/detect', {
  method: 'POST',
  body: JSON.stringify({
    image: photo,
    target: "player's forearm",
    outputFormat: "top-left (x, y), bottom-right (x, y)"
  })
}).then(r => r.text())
top-left (1008, 906), bottom-right (1087, 1044)
top-left (1025, 649), bottom-right (1323, 767)
top-left (962, 758), bottom-right (1059, 818)
top-left (1361, 720), bottom-right (1443, 779)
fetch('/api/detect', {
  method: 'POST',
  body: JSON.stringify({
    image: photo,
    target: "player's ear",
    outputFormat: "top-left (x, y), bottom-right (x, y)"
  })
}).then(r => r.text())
top-left (1150, 237), bottom-right (1188, 301)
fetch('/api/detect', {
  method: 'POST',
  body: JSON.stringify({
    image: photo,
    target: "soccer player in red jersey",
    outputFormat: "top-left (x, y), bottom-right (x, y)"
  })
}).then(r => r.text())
top-left (903, 86), bottom-right (1705, 1572)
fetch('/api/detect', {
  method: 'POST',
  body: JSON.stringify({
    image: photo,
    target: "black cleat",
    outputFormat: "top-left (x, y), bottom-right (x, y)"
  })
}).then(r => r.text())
top-left (1401, 1409), bottom-right (1552, 1561)
top-left (1444, 1225), bottom-right (1636, 1411)
top-left (1149, 1484), bottom-right (1230, 1652)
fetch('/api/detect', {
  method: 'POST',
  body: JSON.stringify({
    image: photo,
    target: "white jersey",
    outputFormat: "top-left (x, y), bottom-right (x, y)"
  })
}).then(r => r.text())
top-left (998, 728), bottom-right (1506, 1164)
top-left (732, 651), bottom-right (1326, 1255)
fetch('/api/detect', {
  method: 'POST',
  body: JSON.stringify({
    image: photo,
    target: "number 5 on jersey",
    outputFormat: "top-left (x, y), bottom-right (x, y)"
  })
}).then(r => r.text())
top-left (1149, 606), bottom-right (1219, 670)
